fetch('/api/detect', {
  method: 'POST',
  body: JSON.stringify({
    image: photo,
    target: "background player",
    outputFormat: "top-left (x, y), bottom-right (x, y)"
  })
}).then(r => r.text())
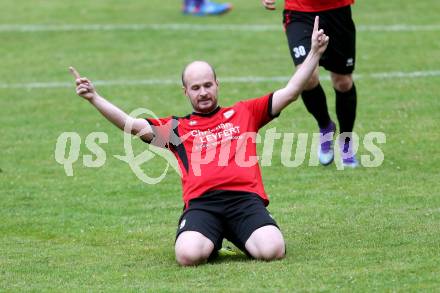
top-left (262, 0), bottom-right (358, 167)
top-left (183, 0), bottom-right (232, 16)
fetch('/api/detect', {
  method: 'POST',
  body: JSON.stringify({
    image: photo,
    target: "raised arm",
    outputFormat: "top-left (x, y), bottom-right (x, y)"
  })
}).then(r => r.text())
top-left (271, 16), bottom-right (329, 115)
top-left (69, 67), bottom-right (154, 142)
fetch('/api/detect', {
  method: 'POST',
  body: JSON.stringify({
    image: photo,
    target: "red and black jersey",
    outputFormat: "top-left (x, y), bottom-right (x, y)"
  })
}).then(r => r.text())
top-left (285, 0), bottom-right (354, 12)
top-left (146, 93), bottom-right (278, 208)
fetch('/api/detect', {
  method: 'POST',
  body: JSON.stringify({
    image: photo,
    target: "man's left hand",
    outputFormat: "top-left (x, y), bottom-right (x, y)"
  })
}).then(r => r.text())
top-left (311, 16), bottom-right (329, 55)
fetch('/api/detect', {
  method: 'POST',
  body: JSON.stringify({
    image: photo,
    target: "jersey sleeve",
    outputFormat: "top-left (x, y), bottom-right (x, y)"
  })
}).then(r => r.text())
top-left (144, 116), bottom-right (174, 149)
top-left (239, 93), bottom-right (279, 129)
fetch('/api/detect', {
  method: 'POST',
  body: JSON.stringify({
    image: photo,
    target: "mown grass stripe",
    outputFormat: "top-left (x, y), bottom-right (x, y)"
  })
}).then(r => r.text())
top-left (0, 23), bottom-right (439, 32)
top-left (1, 70), bottom-right (439, 89)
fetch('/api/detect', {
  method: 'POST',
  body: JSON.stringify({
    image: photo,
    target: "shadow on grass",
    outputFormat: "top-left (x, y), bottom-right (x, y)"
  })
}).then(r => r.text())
top-left (209, 253), bottom-right (250, 265)
top-left (207, 246), bottom-right (251, 265)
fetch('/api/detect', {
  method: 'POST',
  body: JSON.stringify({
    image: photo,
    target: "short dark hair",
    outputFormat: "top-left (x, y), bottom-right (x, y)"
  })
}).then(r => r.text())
top-left (181, 61), bottom-right (217, 87)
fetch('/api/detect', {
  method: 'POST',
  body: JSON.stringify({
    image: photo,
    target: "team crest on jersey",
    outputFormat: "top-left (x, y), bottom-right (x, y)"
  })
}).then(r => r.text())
top-left (223, 109), bottom-right (235, 119)
top-left (189, 120), bottom-right (197, 126)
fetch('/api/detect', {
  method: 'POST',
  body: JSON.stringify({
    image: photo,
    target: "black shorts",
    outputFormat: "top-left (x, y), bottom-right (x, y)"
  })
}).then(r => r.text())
top-left (176, 190), bottom-right (279, 256)
top-left (283, 5), bottom-right (356, 74)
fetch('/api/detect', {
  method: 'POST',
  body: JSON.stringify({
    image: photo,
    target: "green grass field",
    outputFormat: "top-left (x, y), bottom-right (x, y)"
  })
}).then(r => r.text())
top-left (1, 0), bottom-right (439, 291)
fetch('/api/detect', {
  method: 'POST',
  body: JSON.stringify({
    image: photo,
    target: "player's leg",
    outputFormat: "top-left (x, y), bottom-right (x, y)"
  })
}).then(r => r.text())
top-left (297, 65), bottom-right (331, 130)
top-left (284, 10), bottom-right (335, 165)
top-left (331, 72), bottom-right (358, 167)
top-left (332, 73), bottom-right (353, 93)
top-left (223, 192), bottom-right (285, 261)
top-left (175, 231), bottom-right (215, 266)
top-left (244, 225), bottom-right (285, 260)
top-left (174, 206), bottom-right (223, 266)
top-left (334, 77), bottom-right (358, 167)
top-left (323, 6), bottom-right (358, 167)
top-left (300, 65), bottom-right (336, 166)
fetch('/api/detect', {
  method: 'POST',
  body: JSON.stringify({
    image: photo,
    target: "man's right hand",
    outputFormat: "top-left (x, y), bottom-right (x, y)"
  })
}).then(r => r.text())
top-left (69, 66), bottom-right (97, 101)
top-left (262, 0), bottom-right (276, 10)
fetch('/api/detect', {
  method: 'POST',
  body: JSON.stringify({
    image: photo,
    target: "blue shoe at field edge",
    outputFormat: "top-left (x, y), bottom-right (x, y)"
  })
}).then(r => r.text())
top-left (183, 1), bottom-right (233, 16)
top-left (318, 121), bottom-right (336, 166)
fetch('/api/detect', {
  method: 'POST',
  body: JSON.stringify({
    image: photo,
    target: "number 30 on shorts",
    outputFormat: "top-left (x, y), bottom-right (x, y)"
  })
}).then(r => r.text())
top-left (293, 46), bottom-right (307, 58)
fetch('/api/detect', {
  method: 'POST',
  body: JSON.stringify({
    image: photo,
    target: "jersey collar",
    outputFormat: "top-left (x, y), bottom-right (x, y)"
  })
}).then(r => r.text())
top-left (192, 106), bottom-right (221, 117)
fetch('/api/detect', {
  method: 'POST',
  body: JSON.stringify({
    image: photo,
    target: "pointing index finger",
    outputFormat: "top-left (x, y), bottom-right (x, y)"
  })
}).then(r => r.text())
top-left (69, 66), bottom-right (81, 80)
top-left (313, 15), bottom-right (319, 33)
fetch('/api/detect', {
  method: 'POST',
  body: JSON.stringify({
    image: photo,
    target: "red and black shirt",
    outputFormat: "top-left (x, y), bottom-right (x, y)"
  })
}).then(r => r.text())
top-left (285, 0), bottom-right (354, 12)
top-left (146, 93), bottom-right (278, 208)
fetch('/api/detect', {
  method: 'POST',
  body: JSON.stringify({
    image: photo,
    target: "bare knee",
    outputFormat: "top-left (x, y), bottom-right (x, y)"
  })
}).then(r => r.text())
top-left (175, 231), bottom-right (214, 266)
top-left (255, 239), bottom-right (285, 261)
top-left (331, 73), bottom-right (353, 92)
top-left (175, 249), bottom-right (209, 266)
top-left (245, 226), bottom-right (286, 261)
